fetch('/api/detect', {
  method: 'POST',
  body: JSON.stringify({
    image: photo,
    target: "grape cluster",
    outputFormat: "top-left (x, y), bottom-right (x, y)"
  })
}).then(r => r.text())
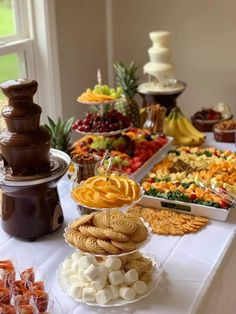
top-left (73, 110), bottom-right (131, 133)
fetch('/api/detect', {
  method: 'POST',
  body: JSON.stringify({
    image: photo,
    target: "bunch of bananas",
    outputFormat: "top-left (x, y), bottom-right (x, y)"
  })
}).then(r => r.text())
top-left (164, 107), bottom-right (205, 146)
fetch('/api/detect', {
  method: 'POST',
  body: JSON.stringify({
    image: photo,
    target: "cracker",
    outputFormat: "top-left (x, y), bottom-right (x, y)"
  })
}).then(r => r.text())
top-left (70, 213), bottom-right (94, 229)
top-left (103, 229), bottom-right (129, 242)
top-left (111, 240), bottom-right (136, 252)
top-left (111, 216), bottom-right (137, 235)
top-left (85, 237), bottom-right (106, 254)
top-left (97, 239), bottom-right (120, 254)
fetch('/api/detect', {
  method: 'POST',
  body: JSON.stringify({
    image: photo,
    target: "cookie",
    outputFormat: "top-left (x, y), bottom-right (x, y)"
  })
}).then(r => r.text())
top-left (73, 232), bottom-right (89, 252)
top-left (103, 229), bottom-right (129, 242)
top-left (70, 213), bottom-right (94, 229)
top-left (111, 240), bottom-right (136, 252)
top-left (129, 224), bottom-right (148, 243)
top-left (79, 225), bottom-right (91, 236)
top-left (85, 237), bottom-right (106, 254)
top-left (111, 217), bottom-right (137, 235)
top-left (93, 211), bottom-right (110, 228)
top-left (97, 239), bottom-right (120, 254)
top-left (87, 226), bottom-right (107, 240)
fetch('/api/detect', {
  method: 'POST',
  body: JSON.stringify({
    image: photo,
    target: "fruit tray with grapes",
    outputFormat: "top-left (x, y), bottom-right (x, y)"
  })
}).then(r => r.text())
top-left (70, 128), bottom-right (172, 180)
top-left (139, 146), bottom-right (236, 221)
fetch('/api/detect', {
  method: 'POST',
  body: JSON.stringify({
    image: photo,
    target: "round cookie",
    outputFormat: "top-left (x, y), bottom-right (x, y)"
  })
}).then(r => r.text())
top-left (70, 213), bottom-right (94, 229)
top-left (111, 240), bottom-right (136, 252)
top-left (79, 225), bottom-right (91, 236)
top-left (129, 224), bottom-right (148, 243)
top-left (111, 217), bottom-right (137, 235)
top-left (97, 239), bottom-right (120, 254)
top-left (87, 226), bottom-right (107, 240)
top-left (85, 237), bottom-right (107, 254)
top-left (103, 229), bottom-right (129, 242)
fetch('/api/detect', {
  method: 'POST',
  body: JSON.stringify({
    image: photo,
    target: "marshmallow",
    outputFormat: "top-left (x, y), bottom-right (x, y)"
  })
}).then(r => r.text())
top-left (91, 277), bottom-right (106, 291)
top-left (124, 269), bottom-right (139, 284)
top-left (71, 261), bottom-right (80, 273)
top-left (78, 255), bottom-right (97, 269)
top-left (67, 274), bottom-right (80, 284)
top-left (105, 257), bottom-right (122, 271)
top-left (132, 281), bottom-right (147, 294)
top-left (82, 287), bottom-right (96, 302)
top-left (68, 283), bottom-right (83, 298)
top-left (62, 258), bottom-right (72, 270)
top-left (71, 251), bottom-right (83, 262)
top-left (119, 286), bottom-right (136, 301)
top-left (84, 264), bottom-right (99, 281)
top-left (95, 288), bottom-right (113, 305)
top-left (108, 285), bottom-right (119, 300)
top-left (108, 271), bottom-right (124, 286)
top-left (78, 269), bottom-right (89, 284)
top-left (61, 269), bottom-right (76, 283)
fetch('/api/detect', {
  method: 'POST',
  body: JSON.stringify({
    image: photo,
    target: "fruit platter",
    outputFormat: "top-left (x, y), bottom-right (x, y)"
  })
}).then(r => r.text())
top-left (139, 146), bottom-right (236, 221)
top-left (70, 128), bottom-right (172, 180)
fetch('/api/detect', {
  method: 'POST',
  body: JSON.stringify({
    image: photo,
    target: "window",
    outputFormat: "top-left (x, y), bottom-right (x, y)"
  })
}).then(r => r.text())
top-left (0, 0), bottom-right (35, 129)
top-left (0, 0), bottom-right (62, 128)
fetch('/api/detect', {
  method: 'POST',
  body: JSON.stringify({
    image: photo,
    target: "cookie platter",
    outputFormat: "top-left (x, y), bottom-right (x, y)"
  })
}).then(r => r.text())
top-left (57, 251), bottom-right (162, 307)
top-left (63, 219), bottom-right (152, 257)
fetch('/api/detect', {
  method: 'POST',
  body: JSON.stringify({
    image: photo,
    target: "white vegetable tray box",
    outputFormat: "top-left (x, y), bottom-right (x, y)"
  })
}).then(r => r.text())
top-left (136, 144), bottom-right (232, 222)
top-left (138, 195), bottom-right (231, 222)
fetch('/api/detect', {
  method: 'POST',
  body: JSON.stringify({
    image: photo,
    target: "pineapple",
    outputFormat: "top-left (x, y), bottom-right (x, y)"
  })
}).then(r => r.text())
top-left (43, 116), bottom-right (74, 153)
top-left (114, 61), bottom-right (141, 128)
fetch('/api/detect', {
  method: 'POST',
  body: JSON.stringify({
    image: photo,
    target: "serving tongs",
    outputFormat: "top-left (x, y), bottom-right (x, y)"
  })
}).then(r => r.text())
top-left (197, 180), bottom-right (236, 206)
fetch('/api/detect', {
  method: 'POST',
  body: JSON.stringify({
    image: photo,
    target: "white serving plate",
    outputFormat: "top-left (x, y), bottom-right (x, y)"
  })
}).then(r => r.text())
top-left (64, 219), bottom-right (153, 257)
top-left (57, 252), bottom-right (162, 307)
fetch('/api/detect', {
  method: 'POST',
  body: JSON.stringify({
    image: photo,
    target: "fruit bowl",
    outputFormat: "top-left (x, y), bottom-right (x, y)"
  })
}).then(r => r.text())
top-left (71, 180), bottom-right (144, 214)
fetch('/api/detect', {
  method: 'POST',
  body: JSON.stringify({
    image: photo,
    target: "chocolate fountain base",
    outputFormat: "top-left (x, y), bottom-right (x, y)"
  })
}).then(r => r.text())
top-left (137, 82), bottom-right (186, 114)
top-left (1, 184), bottom-right (64, 240)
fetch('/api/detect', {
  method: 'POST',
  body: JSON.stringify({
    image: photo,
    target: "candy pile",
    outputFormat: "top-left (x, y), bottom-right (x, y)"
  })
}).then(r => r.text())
top-left (59, 251), bottom-right (154, 305)
top-left (65, 209), bottom-right (148, 254)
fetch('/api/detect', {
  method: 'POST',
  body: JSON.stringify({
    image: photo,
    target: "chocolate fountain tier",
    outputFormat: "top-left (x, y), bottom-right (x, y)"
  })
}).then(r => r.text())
top-left (0, 79), bottom-right (51, 175)
top-left (0, 149), bottom-right (70, 240)
top-left (0, 128), bottom-right (51, 176)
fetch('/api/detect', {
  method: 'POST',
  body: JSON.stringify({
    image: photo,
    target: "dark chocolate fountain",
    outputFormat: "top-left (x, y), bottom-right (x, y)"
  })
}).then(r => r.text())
top-left (0, 79), bottom-right (70, 240)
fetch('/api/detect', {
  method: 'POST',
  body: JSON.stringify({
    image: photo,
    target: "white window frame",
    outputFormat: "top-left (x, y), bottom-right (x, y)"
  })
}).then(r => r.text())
top-left (0, 0), bottom-right (62, 122)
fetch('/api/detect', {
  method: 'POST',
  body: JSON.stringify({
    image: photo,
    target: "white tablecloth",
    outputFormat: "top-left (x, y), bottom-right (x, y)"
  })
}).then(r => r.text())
top-left (0, 133), bottom-right (236, 314)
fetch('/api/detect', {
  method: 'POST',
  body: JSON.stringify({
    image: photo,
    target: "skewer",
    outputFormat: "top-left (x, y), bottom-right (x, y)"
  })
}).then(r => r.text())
top-left (197, 180), bottom-right (236, 206)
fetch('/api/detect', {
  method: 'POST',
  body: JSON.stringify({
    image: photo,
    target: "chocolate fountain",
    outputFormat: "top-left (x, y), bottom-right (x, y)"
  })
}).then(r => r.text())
top-left (0, 79), bottom-right (70, 240)
top-left (138, 31), bottom-right (186, 113)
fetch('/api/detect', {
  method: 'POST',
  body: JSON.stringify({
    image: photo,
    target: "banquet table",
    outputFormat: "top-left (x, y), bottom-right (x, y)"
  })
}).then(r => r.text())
top-left (1, 133), bottom-right (236, 314)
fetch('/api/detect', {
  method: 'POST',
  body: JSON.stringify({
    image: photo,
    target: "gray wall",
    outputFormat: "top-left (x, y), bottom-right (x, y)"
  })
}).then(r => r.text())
top-left (55, 0), bottom-right (236, 120)
top-left (55, 0), bottom-right (108, 122)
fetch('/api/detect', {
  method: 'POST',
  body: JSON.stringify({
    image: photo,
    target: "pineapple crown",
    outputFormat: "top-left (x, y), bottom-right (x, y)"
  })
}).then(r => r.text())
top-left (43, 116), bottom-right (74, 153)
top-left (114, 61), bottom-right (139, 98)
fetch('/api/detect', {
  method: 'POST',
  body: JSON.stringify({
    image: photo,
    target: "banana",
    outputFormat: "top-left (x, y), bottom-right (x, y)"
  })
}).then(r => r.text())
top-left (174, 112), bottom-right (196, 145)
top-left (164, 112), bottom-right (176, 137)
top-left (180, 115), bottom-right (205, 139)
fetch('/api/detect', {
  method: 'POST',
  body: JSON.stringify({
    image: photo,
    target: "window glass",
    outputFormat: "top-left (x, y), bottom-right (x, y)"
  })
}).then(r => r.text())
top-left (0, 53), bottom-right (20, 130)
top-left (0, 0), bottom-right (16, 38)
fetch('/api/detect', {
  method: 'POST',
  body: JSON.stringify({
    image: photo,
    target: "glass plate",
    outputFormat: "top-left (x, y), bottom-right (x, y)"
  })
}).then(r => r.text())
top-left (71, 182), bottom-right (144, 211)
top-left (77, 99), bottom-right (121, 106)
top-left (74, 127), bottom-right (130, 137)
top-left (57, 251), bottom-right (163, 307)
